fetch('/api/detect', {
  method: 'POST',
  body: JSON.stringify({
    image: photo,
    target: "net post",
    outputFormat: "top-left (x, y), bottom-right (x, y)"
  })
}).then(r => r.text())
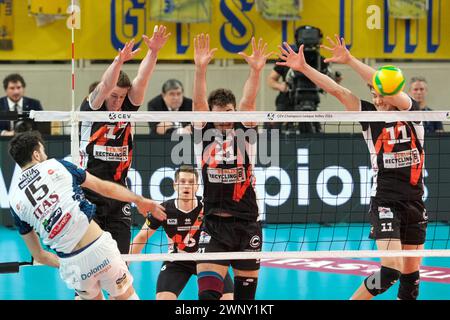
top-left (70, 111), bottom-right (80, 165)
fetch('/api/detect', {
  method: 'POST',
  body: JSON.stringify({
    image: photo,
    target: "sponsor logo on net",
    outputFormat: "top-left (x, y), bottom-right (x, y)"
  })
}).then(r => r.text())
top-left (266, 112), bottom-right (333, 121)
top-left (108, 113), bottom-right (132, 121)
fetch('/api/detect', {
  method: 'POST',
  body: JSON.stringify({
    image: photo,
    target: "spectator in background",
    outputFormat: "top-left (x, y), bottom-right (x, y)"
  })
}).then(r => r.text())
top-left (409, 76), bottom-right (444, 133)
top-left (147, 79), bottom-right (192, 136)
top-left (0, 73), bottom-right (43, 136)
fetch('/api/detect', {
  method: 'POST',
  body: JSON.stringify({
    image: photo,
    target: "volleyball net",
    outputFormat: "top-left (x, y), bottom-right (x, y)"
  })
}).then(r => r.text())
top-left (2, 109), bottom-right (450, 267)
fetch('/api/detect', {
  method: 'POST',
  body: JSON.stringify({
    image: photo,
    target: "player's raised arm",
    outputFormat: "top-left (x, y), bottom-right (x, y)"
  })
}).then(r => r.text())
top-left (238, 37), bottom-right (273, 112)
top-left (128, 25), bottom-right (171, 106)
top-left (277, 42), bottom-right (360, 111)
top-left (89, 40), bottom-right (141, 109)
top-left (322, 35), bottom-right (411, 110)
top-left (193, 33), bottom-right (217, 112)
top-left (81, 172), bottom-right (166, 220)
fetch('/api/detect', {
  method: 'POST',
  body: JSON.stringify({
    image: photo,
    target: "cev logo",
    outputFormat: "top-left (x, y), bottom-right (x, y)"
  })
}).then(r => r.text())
top-left (220, 0), bottom-right (255, 53)
top-left (110, 0), bottom-right (146, 51)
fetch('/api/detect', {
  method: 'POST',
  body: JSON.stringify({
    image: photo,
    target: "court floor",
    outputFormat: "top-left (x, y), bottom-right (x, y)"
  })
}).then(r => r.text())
top-left (1, 223), bottom-right (449, 300)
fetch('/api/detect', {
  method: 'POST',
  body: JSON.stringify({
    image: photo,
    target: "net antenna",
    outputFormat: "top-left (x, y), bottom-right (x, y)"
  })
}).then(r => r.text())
top-left (67, 0), bottom-right (80, 164)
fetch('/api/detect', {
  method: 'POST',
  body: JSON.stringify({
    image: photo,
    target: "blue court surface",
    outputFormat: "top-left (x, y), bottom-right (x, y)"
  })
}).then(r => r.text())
top-left (1, 223), bottom-right (449, 300)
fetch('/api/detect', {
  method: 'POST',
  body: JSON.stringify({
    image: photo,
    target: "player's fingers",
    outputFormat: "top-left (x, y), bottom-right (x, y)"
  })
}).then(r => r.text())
top-left (237, 52), bottom-right (249, 60)
top-left (341, 37), bottom-right (347, 47)
top-left (335, 34), bottom-right (341, 46)
top-left (264, 51), bottom-right (275, 59)
top-left (210, 48), bottom-right (218, 57)
top-left (277, 52), bottom-right (287, 61)
top-left (283, 42), bottom-right (295, 54)
top-left (275, 61), bottom-right (287, 66)
top-left (131, 48), bottom-right (141, 56)
top-left (321, 44), bottom-right (333, 51)
top-left (258, 38), bottom-right (263, 51)
top-left (261, 42), bottom-right (268, 55)
top-left (278, 45), bottom-right (289, 56)
top-left (326, 36), bottom-right (335, 47)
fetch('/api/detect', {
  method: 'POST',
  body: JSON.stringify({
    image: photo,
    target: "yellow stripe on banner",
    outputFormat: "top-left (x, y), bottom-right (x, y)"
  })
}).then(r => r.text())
top-left (0, 0), bottom-right (13, 50)
top-left (0, 0), bottom-right (449, 60)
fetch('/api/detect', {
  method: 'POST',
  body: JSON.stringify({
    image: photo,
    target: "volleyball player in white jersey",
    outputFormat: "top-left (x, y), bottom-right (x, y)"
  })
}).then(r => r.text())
top-left (8, 131), bottom-right (166, 300)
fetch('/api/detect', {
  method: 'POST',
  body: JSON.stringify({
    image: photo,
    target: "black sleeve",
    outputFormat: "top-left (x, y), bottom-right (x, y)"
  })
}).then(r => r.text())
top-left (360, 100), bottom-right (377, 112)
top-left (273, 62), bottom-right (288, 80)
top-left (409, 97), bottom-right (419, 111)
top-left (360, 100), bottom-right (376, 131)
top-left (80, 98), bottom-right (93, 111)
top-left (145, 214), bottom-right (163, 230)
top-left (122, 95), bottom-right (140, 111)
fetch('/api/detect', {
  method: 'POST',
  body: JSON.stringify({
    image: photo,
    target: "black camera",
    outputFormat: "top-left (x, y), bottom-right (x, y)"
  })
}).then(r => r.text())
top-left (287, 25), bottom-right (325, 110)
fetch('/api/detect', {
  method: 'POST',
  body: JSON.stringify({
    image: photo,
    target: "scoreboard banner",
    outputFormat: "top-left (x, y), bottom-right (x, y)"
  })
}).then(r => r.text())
top-left (0, 0), bottom-right (448, 60)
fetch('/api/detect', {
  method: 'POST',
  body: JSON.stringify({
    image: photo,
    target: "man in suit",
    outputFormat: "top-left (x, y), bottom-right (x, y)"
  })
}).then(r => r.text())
top-left (147, 79), bottom-right (192, 136)
top-left (0, 73), bottom-right (43, 136)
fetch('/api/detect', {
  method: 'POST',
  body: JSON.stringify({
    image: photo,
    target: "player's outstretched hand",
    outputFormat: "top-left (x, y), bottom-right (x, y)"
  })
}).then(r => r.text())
top-left (194, 33), bottom-right (218, 67)
top-left (238, 37), bottom-right (273, 71)
top-left (321, 34), bottom-right (352, 64)
top-left (136, 199), bottom-right (167, 221)
top-left (117, 39), bottom-right (141, 63)
top-left (276, 42), bottom-right (307, 72)
top-left (143, 25), bottom-right (171, 54)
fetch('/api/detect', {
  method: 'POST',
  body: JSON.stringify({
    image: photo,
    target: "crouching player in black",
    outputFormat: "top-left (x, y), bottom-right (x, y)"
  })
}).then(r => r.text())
top-left (130, 165), bottom-right (233, 299)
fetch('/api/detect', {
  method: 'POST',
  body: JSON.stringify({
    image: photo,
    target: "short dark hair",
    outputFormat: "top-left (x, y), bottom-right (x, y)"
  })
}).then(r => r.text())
top-left (207, 88), bottom-right (236, 110)
top-left (174, 165), bottom-right (198, 181)
top-left (3, 73), bottom-right (26, 90)
top-left (162, 79), bottom-right (184, 94)
top-left (410, 76), bottom-right (428, 85)
top-left (117, 71), bottom-right (131, 88)
top-left (9, 131), bottom-right (45, 167)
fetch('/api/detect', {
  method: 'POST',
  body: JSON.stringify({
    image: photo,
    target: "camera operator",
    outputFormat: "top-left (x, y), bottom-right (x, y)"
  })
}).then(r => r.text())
top-left (267, 26), bottom-right (342, 134)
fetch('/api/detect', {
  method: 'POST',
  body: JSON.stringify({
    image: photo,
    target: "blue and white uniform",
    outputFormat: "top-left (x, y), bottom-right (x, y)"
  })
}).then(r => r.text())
top-left (9, 159), bottom-right (95, 254)
top-left (9, 159), bottom-right (133, 299)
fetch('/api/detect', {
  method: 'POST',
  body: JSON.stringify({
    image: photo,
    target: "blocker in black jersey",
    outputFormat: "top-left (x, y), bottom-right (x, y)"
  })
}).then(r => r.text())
top-left (146, 197), bottom-right (205, 254)
top-left (361, 98), bottom-right (427, 244)
top-left (193, 122), bottom-right (259, 221)
top-left (145, 198), bottom-right (233, 296)
top-left (79, 96), bottom-right (139, 253)
top-left (360, 99), bottom-right (425, 201)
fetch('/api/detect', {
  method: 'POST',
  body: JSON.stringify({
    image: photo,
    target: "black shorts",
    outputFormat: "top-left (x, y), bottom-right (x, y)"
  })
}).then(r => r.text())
top-left (94, 212), bottom-right (131, 254)
top-left (198, 215), bottom-right (262, 271)
top-left (368, 198), bottom-right (428, 245)
top-left (156, 261), bottom-right (234, 296)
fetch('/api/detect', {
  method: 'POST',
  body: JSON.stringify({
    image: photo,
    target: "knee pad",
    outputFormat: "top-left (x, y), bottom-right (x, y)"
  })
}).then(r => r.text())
top-left (234, 276), bottom-right (258, 300)
top-left (198, 271), bottom-right (224, 300)
top-left (364, 266), bottom-right (401, 297)
top-left (398, 271), bottom-right (420, 300)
